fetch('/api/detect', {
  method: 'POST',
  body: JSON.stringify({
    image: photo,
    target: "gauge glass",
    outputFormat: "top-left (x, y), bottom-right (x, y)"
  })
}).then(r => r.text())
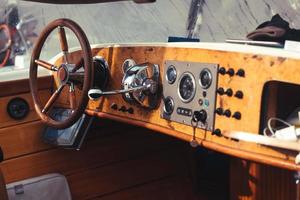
top-left (178, 73), bottom-right (196, 103)
top-left (166, 65), bottom-right (177, 84)
top-left (199, 69), bottom-right (212, 89)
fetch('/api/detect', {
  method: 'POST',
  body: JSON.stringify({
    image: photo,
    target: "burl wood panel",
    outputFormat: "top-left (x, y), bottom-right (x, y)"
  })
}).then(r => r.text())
top-left (58, 46), bottom-right (300, 170)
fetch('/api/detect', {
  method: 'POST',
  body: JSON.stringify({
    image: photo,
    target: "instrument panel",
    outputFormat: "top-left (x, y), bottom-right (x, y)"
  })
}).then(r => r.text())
top-left (161, 61), bottom-right (218, 131)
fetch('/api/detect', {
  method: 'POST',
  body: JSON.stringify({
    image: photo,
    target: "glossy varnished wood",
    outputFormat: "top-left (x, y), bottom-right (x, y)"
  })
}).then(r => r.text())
top-left (56, 46), bottom-right (300, 170)
top-left (0, 76), bottom-right (52, 98)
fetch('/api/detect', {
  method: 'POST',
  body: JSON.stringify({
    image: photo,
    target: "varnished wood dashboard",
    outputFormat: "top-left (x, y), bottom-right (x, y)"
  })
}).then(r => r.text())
top-left (55, 43), bottom-right (300, 171)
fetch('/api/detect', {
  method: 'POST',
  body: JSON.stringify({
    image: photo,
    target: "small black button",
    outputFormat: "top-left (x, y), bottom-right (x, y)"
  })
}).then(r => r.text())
top-left (234, 90), bottom-right (243, 99)
top-left (202, 91), bottom-right (207, 97)
top-left (217, 87), bottom-right (225, 95)
top-left (236, 69), bottom-right (245, 77)
top-left (215, 108), bottom-right (223, 115)
top-left (223, 109), bottom-right (231, 117)
top-left (232, 112), bottom-right (241, 120)
top-left (198, 99), bottom-right (203, 106)
top-left (212, 129), bottom-right (222, 136)
top-left (226, 68), bottom-right (235, 76)
top-left (111, 103), bottom-right (118, 110)
top-left (127, 107), bottom-right (134, 114)
top-left (119, 106), bottom-right (127, 112)
top-left (218, 67), bottom-right (226, 75)
top-left (225, 88), bottom-right (233, 97)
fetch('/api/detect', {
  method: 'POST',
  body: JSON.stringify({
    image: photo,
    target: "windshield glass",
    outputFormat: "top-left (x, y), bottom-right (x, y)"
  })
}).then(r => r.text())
top-left (0, 0), bottom-right (299, 71)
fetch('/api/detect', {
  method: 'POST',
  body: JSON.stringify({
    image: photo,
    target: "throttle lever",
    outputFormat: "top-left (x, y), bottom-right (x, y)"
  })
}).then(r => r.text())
top-left (88, 78), bottom-right (157, 101)
top-left (88, 85), bottom-right (148, 100)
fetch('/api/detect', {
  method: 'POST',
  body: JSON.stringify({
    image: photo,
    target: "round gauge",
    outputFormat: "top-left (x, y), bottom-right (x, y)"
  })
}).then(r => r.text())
top-left (166, 65), bottom-right (177, 84)
top-left (199, 68), bottom-right (212, 89)
top-left (178, 72), bottom-right (196, 103)
top-left (163, 96), bottom-right (174, 115)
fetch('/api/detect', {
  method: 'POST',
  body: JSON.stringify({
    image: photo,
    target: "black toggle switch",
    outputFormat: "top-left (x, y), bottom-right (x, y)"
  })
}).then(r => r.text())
top-left (223, 109), bottom-right (231, 117)
top-left (119, 106), bottom-right (127, 112)
top-left (225, 88), bottom-right (233, 97)
top-left (192, 109), bottom-right (207, 123)
top-left (127, 107), bottom-right (134, 114)
top-left (218, 67), bottom-right (226, 75)
top-left (232, 112), bottom-right (242, 120)
top-left (226, 68), bottom-right (235, 76)
top-left (111, 103), bottom-right (118, 110)
top-left (212, 129), bottom-right (222, 137)
top-left (234, 90), bottom-right (244, 99)
top-left (236, 69), bottom-right (245, 77)
top-left (217, 87), bottom-right (225, 95)
top-left (215, 108), bottom-right (223, 115)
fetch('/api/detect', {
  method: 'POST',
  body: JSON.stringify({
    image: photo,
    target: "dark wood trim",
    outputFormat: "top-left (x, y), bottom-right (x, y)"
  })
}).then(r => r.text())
top-left (86, 109), bottom-right (300, 171)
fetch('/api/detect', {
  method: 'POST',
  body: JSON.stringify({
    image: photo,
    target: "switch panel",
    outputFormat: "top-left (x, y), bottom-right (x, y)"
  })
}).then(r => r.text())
top-left (161, 61), bottom-right (219, 131)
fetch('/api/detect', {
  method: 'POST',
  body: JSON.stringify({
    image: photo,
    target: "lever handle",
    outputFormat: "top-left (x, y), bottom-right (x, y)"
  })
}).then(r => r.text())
top-left (88, 85), bottom-right (149, 100)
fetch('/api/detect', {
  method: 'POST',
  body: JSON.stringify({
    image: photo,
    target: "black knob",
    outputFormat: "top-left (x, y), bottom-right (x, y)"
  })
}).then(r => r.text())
top-left (215, 108), bottom-right (223, 115)
top-left (232, 112), bottom-right (241, 120)
top-left (225, 88), bottom-right (233, 97)
top-left (226, 68), bottom-right (235, 76)
top-left (192, 109), bottom-right (207, 123)
top-left (234, 90), bottom-right (243, 99)
top-left (212, 129), bottom-right (222, 137)
top-left (119, 106), bottom-right (127, 112)
top-left (217, 87), bottom-right (225, 95)
top-left (223, 109), bottom-right (231, 117)
top-left (236, 69), bottom-right (245, 77)
top-left (127, 107), bottom-right (134, 114)
top-left (218, 67), bottom-right (226, 75)
top-left (111, 103), bottom-right (118, 110)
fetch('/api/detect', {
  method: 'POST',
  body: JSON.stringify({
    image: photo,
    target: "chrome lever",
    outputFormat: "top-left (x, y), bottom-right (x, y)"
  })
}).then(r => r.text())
top-left (88, 79), bottom-right (156, 101)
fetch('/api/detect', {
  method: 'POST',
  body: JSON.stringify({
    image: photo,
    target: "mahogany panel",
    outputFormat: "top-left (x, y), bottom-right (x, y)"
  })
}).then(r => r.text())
top-left (97, 175), bottom-right (205, 200)
top-left (0, 89), bottom-right (51, 129)
top-left (0, 76), bottom-right (52, 98)
top-left (68, 148), bottom-right (186, 199)
top-left (0, 121), bottom-right (50, 159)
top-left (1, 127), bottom-right (179, 184)
top-left (230, 158), bottom-right (297, 200)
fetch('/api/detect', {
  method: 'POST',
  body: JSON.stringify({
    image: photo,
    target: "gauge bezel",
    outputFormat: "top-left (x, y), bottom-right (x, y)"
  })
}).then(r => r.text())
top-left (163, 96), bottom-right (175, 115)
top-left (199, 68), bottom-right (213, 89)
top-left (166, 65), bottom-right (177, 84)
top-left (177, 72), bottom-right (196, 103)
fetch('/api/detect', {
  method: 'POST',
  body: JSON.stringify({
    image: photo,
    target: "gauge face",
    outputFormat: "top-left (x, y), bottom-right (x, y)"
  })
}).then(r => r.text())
top-left (178, 73), bottom-right (196, 103)
top-left (199, 68), bottom-right (212, 89)
top-left (163, 96), bottom-right (174, 115)
top-left (166, 65), bottom-right (177, 84)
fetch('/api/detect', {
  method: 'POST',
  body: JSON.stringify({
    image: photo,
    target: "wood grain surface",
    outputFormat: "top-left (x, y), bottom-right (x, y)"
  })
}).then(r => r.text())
top-left (54, 45), bottom-right (300, 170)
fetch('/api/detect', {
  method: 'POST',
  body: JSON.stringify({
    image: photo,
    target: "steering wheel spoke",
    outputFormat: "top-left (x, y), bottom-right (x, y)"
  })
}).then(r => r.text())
top-left (42, 84), bottom-right (65, 113)
top-left (71, 57), bottom-right (84, 73)
top-left (35, 59), bottom-right (58, 71)
top-left (69, 83), bottom-right (76, 110)
top-left (58, 26), bottom-right (69, 63)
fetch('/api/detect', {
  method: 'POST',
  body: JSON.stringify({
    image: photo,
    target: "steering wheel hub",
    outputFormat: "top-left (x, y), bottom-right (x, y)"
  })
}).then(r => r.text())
top-left (57, 64), bottom-right (69, 83)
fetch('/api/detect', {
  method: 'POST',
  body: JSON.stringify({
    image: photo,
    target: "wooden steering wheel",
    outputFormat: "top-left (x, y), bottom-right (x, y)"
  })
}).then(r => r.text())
top-left (29, 18), bottom-right (93, 129)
